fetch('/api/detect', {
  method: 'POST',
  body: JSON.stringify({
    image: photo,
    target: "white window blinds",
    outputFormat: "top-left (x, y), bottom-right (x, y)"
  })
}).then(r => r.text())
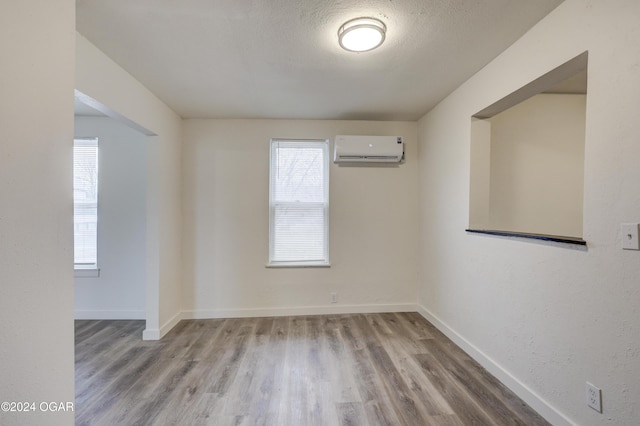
top-left (269, 139), bottom-right (329, 266)
top-left (73, 138), bottom-right (99, 268)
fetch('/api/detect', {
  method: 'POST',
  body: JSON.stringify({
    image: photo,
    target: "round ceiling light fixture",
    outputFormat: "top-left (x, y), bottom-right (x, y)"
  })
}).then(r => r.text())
top-left (338, 17), bottom-right (386, 52)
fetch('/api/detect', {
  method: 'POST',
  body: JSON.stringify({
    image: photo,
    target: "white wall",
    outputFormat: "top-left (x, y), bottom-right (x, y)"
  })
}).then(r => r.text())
top-left (488, 93), bottom-right (586, 237)
top-left (182, 119), bottom-right (418, 317)
top-left (418, 1), bottom-right (640, 425)
top-left (76, 33), bottom-right (183, 339)
top-left (74, 116), bottom-right (147, 319)
top-left (469, 118), bottom-right (492, 229)
top-left (0, 1), bottom-right (75, 425)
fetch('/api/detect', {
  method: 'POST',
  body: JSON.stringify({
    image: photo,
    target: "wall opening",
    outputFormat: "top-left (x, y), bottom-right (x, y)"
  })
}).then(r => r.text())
top-left (468, 52), bottom-right (588, 245)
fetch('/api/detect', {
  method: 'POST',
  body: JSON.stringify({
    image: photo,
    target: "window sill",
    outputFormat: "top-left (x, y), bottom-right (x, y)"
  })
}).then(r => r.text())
top-left (266, 262), bottom-right (331, 269)
top-left (465, 229), bottom-right (586, 246)
top-left (74, 268), bottom-right (100, 278)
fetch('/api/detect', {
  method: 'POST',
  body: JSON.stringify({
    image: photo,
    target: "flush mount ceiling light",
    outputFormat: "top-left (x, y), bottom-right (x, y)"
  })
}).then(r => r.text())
top-left (338, 17), bottom-right (386, 52)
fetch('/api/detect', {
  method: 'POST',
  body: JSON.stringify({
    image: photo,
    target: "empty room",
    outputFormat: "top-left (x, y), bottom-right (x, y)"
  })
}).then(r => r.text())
top-left (2, 0), bottom-right (640, 425)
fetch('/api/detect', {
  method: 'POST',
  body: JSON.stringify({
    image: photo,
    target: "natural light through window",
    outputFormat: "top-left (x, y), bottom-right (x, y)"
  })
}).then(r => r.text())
top-left (269, 139), bottom-right (329, 267)
top-left (74, 138), bottom-right (99, 270)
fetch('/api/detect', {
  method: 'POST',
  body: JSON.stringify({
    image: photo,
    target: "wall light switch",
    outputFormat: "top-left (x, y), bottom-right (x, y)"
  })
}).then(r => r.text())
top-left (621, 223), bottom-right (640, 250)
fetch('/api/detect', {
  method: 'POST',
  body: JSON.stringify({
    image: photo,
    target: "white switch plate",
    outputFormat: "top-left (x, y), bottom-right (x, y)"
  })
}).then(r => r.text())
top-left (621, 223), bottom-right (640, 250)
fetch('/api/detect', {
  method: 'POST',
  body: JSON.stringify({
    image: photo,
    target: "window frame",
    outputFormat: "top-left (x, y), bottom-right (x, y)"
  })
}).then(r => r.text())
top-left (268, 138), bottom-right (330, 268)
top-left (73, 137), bottom-right (100, 276)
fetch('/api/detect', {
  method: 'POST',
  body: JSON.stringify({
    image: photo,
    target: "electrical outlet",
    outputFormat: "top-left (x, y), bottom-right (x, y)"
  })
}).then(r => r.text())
top-left (586, 382), bottom-right (602, 413)
top-left (621, 223), bottom-right (640, 250)
top-left (331, 292), bottom-right (337, 303)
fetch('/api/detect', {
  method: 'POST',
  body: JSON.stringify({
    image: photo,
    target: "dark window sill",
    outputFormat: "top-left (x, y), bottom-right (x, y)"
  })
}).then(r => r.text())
top-left (465, 229), bottom-right (586, 246)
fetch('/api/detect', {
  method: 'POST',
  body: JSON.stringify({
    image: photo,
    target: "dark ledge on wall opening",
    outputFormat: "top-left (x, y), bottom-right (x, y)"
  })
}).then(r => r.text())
top-left (465, 229), bottom-right (587, 246)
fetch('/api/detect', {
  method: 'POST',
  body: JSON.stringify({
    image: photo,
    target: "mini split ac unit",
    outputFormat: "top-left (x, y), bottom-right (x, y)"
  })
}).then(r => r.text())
top-left (333, 135), bottom-right (404, 163)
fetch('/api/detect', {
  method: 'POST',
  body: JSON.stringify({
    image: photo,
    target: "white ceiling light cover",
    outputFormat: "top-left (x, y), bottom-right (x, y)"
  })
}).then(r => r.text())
top-left (338, 17), bottom-right (386, 52)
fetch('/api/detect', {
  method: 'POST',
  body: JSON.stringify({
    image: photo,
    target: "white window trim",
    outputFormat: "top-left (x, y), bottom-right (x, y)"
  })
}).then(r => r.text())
top-left (74, 267), bottom-right (100, 278)
top-left (266, 262), bottom-right (331, 268)
top-left (268, 138), bottom-right (330, 268)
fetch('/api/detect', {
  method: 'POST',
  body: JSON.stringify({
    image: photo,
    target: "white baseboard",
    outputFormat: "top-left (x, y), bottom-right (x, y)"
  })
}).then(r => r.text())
top-left (182, 303), bottom-right (417, 320)
top-left (143, 311), bottom-right (182, 341)
top-left (74, 310), bottom-right (145, 320)
top-left (143, 303), bottom-right (414, 339)
top-left (416, 305), bottom-right (574, 426)
top-left (142, 328), bottom-right (159, 340)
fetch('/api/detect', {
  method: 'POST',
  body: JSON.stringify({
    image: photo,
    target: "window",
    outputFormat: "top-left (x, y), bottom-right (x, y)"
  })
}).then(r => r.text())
top-left (74, 138), bottom-right (99, 270)
top-left (269, 139), bottom-right (330, 267)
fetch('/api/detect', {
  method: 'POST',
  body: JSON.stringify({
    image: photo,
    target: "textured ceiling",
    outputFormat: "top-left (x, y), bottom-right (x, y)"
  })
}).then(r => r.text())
top-left (76, 0), bottom-right (563, 120)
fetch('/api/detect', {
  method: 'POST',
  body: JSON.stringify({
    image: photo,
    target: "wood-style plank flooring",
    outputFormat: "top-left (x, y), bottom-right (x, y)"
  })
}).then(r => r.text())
top-left (75, 313), bottom-right (549, 425)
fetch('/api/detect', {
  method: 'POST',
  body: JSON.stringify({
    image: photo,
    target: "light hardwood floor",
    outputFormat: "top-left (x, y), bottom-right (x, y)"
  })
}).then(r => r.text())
top-left (75, 313), bottom-right (549, 425)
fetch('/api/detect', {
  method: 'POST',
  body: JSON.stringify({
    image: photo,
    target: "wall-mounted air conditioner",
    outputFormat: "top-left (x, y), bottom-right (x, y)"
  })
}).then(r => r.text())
top-left (333, 135), bottom-right (404, 163)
